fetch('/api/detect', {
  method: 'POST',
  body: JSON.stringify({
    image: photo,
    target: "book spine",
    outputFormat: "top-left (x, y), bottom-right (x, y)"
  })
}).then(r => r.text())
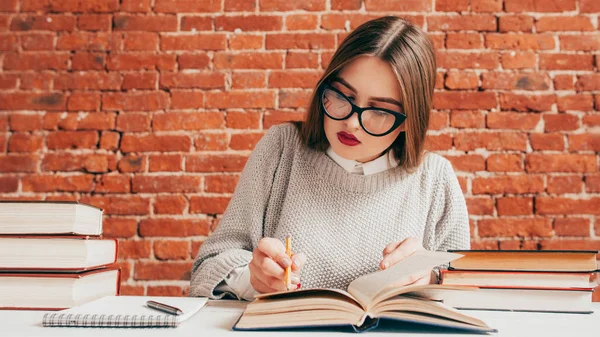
top-left (42, 313), bottom-right (177, 327)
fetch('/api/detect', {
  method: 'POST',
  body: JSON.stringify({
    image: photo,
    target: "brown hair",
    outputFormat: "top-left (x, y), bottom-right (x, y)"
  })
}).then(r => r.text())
top-left (296, 16), bottom-right (437, 171)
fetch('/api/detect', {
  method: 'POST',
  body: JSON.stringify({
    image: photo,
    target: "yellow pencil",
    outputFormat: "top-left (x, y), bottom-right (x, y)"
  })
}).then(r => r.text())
top-left (285, 235), bottom-right (291, 290)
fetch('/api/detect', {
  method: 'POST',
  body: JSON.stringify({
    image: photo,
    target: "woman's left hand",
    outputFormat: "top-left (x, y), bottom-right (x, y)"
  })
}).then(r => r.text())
top-left (379, 237), bottom-right (437, 285)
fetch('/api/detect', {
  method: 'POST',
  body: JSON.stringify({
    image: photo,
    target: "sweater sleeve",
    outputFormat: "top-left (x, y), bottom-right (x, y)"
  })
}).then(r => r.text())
top-left (189, 125), bottom-right (285, 299)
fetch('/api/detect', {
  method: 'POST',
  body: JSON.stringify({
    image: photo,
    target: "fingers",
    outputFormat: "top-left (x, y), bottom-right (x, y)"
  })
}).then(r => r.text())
top-left (380, 237), bottom-right (423, 270)
top-left (257, 237), bottom-right (292, 268)
top-left (291, 252), bottom-right (307, 272)
top-left (382, 242), bottom-right (401, 257)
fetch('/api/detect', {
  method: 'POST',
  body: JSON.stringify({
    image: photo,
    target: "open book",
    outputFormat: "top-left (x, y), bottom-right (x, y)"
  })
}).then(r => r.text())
top-left (234, 251), bottom-right (495, 333)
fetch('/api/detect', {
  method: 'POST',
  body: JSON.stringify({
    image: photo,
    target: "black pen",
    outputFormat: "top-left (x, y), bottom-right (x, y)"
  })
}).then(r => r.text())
top-left (146, 300), bottom-right (183, 316)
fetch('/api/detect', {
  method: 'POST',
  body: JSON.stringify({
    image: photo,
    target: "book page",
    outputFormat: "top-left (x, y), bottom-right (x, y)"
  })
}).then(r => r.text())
top-left (347, 250), bottom-right (462, 309)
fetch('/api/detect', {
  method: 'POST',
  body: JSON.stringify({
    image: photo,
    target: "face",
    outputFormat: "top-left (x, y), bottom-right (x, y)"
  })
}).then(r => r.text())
top-left (323, 55), bottom-right (405, 163)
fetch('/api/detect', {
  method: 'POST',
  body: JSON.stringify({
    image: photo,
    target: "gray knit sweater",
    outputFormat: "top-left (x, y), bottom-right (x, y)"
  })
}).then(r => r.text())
top-left (190, 123), bottom-right (470, 299)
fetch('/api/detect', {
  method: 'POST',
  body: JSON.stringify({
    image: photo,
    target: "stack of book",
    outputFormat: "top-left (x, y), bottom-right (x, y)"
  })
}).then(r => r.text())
top-left (439, 250), bottom-right (598, 313)
top-left (0, 201), bottom-right (120, 310)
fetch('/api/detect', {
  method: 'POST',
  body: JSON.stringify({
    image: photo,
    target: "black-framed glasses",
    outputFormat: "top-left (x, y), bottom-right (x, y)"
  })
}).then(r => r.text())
top-left (319, 83), bottom-right (407, 137)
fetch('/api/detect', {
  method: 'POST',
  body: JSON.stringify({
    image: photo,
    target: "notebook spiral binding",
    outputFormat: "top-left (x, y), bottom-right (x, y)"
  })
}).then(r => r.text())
top-left (42, 313), bottom-right (178, 328)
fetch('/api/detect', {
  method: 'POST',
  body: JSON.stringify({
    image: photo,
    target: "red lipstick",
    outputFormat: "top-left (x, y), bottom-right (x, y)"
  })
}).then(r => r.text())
top-left (337, 131), bottom-right (361, 146)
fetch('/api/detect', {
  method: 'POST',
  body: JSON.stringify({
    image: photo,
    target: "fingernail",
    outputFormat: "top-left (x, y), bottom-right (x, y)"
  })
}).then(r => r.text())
top-left (296, 283), bottom-right (301, 290)
top-left (282, 257), bottom-right (292, 268)
top-left (291, 276), bottom-right (300, 284)
top-left (383, 261), bottom-right (389, 269)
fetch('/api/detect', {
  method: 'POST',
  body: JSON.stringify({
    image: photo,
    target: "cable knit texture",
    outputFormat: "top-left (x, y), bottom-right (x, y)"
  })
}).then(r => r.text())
top-left (190, 123), bottom-right (470, 299)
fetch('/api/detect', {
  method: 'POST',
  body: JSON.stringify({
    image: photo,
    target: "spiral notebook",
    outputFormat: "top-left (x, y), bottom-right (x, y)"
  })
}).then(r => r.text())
top-left (42, 296), bottom-right (208, 328)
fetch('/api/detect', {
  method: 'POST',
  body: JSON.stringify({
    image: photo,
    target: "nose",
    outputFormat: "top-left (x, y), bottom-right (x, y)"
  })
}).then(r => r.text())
top-left (344, 109), bottom-right (361, 131)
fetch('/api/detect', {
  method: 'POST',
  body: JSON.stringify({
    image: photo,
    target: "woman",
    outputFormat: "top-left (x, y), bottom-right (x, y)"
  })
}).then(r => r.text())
top-left (190, 16), bottom-right (470, 301)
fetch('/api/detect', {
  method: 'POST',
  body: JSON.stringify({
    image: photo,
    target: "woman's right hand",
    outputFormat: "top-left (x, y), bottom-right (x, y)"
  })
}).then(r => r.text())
top-left (249, 237), bottom-right (307, 294)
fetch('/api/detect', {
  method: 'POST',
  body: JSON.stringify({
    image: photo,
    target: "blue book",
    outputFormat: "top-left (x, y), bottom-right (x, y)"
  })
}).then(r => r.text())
top-left (233, 251), bottom-right (496, 333)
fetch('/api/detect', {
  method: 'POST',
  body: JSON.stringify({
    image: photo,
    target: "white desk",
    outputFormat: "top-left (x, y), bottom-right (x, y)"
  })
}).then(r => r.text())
top-left (3, 301), bottom-right (600, 337)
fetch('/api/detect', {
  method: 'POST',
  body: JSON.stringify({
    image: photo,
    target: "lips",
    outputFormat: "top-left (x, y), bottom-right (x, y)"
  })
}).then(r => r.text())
top-left (337, 131), bottom-right (361, 146)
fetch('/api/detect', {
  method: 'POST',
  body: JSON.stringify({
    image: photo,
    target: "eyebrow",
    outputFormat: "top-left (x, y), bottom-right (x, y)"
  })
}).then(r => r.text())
top-left (332, 77), bottom-right (403, 108)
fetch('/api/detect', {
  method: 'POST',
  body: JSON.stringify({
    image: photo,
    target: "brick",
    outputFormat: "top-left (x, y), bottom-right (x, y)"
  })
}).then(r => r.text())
top-left (232, 72), bottom-right (266, 89)
top-left (230, 132), bottom-right (264, 150)
top-left (102, 92), bottom-right (169, 111)
top-left (171, 91), bottom-right (204, 109)
top-left (499, 93), bottom-right (554, 112)
top-left (214, 52), bottom-right (283, 69)
top-left (540, 54), bottom-right (594, 71)
top-left (9, 114), bottom-right (43, 131)
top-left (479, 218), bottom-right (552, 238)
top-left (180, 16), bottom-right (213, 31)
top-left (134, 261), bottom-right (193, 281)
top-left (266, 33), bottom-right (335, 50)
top-left (540, 240), bottom-right (600, 251)
top-left (153, 112), bottom-right (224, 131)
top-left (160, 34), bottom-right (226, 50)
top-left (525, 154), bottom-right (597, 173)
top-left (499, 15), bottom-right (534, 32)
top-left (505, 0), bottom-right (576, 12)
top-left (437, 51), bottom-right (499, 69)
top-left (482, 72), bottom-right (550, 91)
top-left (0, 0), bottom-right (18, 12)
top-left (554, 218), bottom-right (590, 237)
top-left (497, 197), bottom-right (533, 216)
top-left (472, 175), bottom-right (544, 194)
top-left (424, 134), bottom-right (452, 151)
top-left (195, 132), bottom-right (229, 151)
top-left (154, 0), bottom-right (221, 12)
top-left (191, 241), bottom-right (203, 258)
top-left (331, 0), bottom-right (361, 10)
top-left (124, 32), bottom-right (158, 51)
top-left (186, 154), bottom-right (248, 172)
top-left (429, 112), bottom-right (448, 131)
top-left (428, 15), bottom-right (496, 31)
top-left (118, 154), bottom-right (146, 173)
top-left (67, 92), bottom-right (101, 111)
top-left (471, 0), bottom-right (502, 12)
top-left (576, 74), bottom-right (600, 91)
top-left (553, 74), bottom-right (573, 90)
top-left (536, 197), bottom-right (600, 215)
top-left (583, 115), bottom-right (600, 127)
top-left (544, 114), bottom-right (579, 132)
top-left (560, 35), bottom-right (600, 52)
top-left (0, 176), bottom-right (18, 192)
top-left (547, 175), bottom-right (582, 194)
top-left (263, 110), bottom-right (305, 128)
top-left (122, 72), bottom-right (157, 90)
top-left (536, 17), bottom-right (594, 32)
top-left (42, 153), bottom-right (114, 173)
top-left (558, 95), bottom-right (593, 112)
top-left (580, 0), bottom-right (600, 12)
top-left (444, 155), bottom-right (486, 172)
top-left (120, 285), bottom-right (144, 296)
top-left (72, 52), bottom-right (105, 70)
top-left (215, 15), bottom-right (282, 31)
top-left (154, 195), bottom-right (187, 214)
top-left (107, 54), bottom-right (176, 70)
top-left (585, 175), bottom-right (600, 193)
top-left (20, 33), bottom-right (54, 50)
top-left (268, 71), bottom-right (321, 89)
top-left (0, 155), bottom-right (38, 173)
top-left (204, 175), bottom-right (239, 193)
top-left (286, 51), bottom-right (319, 69)
top-left (530, 133), bottom-right (564, 151)
top-left (500, 51), bottom-right (536, 69)
top-left (225, 0), bottom-right (256, 11)
top-left (139, 218), bottom-right (210, 237)
top-left (486, 34), bottom-right (555, 50)
top-left (55, 72), bottom-right (121, 90)
top-left (0, 93), bottom-right (66, 111)
top-left (286, 14), bottom-right (318, 30)
top-left (260, 0), bottom-right (326, 11)
top-left (454, 132), bottom-right (527, 151)
top-left (100, 131), bottom-right (120, 150)
top-left (10, 15), bottom-right (76, 31)
top-left (56, 32), bottom-right (120, 51)
top-left (47, 131), bottom-right (98, 150)
top-left (95, 175), bottom-right (131, 193)
top-left (80, 195), bottom-right (150, 215)
top-left (133, 175), bottom-right (201, 193)
top-left (8, 133), bottom-right (44, 152)
top-left (154, 240), bottom-right (189, 260)
top-left (43, 113), bottom-right (77, 130)
top-left (445, 33), bottom-right (483, 49)
top-left (3, 53), bottom-right (69, 71)
top-left (190, 196), bottom-right (231, 214)
top-left (465, 197), bottom-right (494, 215)
top-left (116, 113), bottom-right (150, 132)
top-left (225, 111), bottom-right (261, 129)
top-left (450, 110), bottom-right (485, 128)
top-left (149, 154), bottom-right (182, 172)
top-left (444, 71), bottom-right (478, 89)
top-left (160, 72), bottom-right (224, 89)
top-left (78, 14), bottom-right (111, 31)
top-left (486, 112), bottom-right (540, 130)
top-left (121, 0), bottom-right (152, 12)
top-left (569, 134), bottom-right (600, 152)
top-left (113, 15), bottom-right (177, 32)
top-left (471, 241), bottom-right (500, 250)
top-left (120, 134), bottom-right (191, 152)
top-left (206, 91), bottom-right (276, 109)
top-left (178, 53), bottom-right (210, 69)
top-left (228, 34), bottom-right (263, 50)
top-left (433, 92), bottom-right (496, 110)
top-left (19, 72), bottom-right (52, 90)
top-left (487, 154), bottom-right (523, 172)
top-left (0, 74), bottom-right (17, 89)
top-left (119, 240), bottom-right (151, 259)
top-left (435, 0), bottom-right (469, 11)
top-left (147, 285), bottom-right (186, 297)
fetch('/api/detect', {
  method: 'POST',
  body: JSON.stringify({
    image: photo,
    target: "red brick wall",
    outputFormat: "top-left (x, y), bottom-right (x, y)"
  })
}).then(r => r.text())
top-left (0, 0), bottom-right (599, 298)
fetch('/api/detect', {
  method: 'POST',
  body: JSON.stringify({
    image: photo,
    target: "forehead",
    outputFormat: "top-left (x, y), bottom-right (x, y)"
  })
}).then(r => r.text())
top-left (335, 55), bottom-right (402, 101)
